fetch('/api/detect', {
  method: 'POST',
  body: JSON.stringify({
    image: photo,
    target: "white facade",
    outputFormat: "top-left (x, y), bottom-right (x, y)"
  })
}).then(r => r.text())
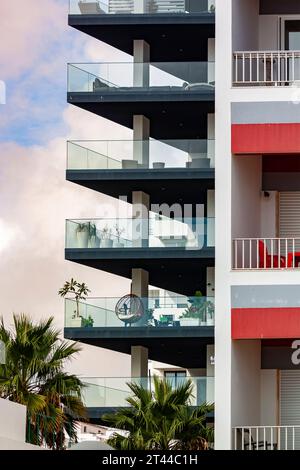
top-left (215, 0), bottom-right (300, 449)
top-left (0, 399), bottom-right (41, 450)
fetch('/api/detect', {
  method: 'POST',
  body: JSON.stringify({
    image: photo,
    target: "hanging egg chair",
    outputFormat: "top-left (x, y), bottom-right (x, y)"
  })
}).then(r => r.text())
top-left (115, 294), bottom-right (144, 324)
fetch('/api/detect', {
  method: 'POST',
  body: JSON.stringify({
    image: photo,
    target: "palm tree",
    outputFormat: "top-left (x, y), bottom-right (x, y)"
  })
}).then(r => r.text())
top-left (104, 376), bottom-right (214, 450)
top-left (0, 314), bottom-right (86, 449)
top-left (58, 278), bottom-right (90, 318)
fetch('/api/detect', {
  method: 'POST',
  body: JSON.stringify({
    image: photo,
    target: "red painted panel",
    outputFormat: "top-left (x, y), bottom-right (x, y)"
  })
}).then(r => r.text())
top-left (232, 307), bottom-right (300, 339)
top-left (232, 123), bottom-right (300, 155)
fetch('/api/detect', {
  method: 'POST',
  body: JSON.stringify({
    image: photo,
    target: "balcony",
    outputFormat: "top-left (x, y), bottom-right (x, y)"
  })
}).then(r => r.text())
top-left (66, 139), bottom-right (214, 201)
top-left (232, 238), bottom-right (300, 270)
top-left (65, 217), bottom-right (214, 294)
top-left (233, 50), bottom-right (300, 86)
top-left (67, 62), bottom-right (214, 139)
top-left (68, 61), bottom-right (214, 93)
top-left (66, 216), bottom-right (214, 251)
top-left (233, 426), bottom-right (300, 451)
top-left (67, 139), bottom-right (214, 170)
top-left (82, 376), bottom-right (214, 418)
top-left (69, 0), bottom-right (216, 15)
top-left (65, 295), bottom-right (215, 328)
top-left (68, 2), bottom-right (215, 62)
top-left (64, 295), bottom-right (214, 365)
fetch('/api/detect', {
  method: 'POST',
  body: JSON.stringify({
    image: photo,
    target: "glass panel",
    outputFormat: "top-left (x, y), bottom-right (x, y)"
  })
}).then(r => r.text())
top-left (67, 139), bottom-right (214, 170)
top-left (81, 376), bottom-right (214, 407)
top-left (65, 217), bottom-right (215, 250)
top-left (65, 295), bottom-right (215, 328)
top-left (69, 0), bottom-right (216, 15)
top-left (68, 62), bottom-right (215, 92)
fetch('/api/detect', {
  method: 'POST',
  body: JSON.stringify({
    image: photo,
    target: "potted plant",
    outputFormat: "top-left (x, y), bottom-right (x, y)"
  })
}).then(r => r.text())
top-left (100, 225), bottom-right (113, 248)
top-left (179, 291), bottom-right (206, 326)
top-left (58, 278), bottom-right (91, 327)
top-left (88, 223), bottom-right (99, 248)
top-left (81, 315), bottom-right (94, 328)
top-left (114, 224), bottom-right (125, 248)
top-left (76, 223), bottom-right (89, 248)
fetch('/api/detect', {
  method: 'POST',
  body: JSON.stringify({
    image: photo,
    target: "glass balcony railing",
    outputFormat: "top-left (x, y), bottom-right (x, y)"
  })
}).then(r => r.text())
top-left (81, 377), bottom-right (214, 408)
top-left (65, 217), bottom-right (215, 250)
top-left (65, 295), bottom-right (215, 328)
top-left (67, 139), bottom-right (215, 170)
top-left (68, 62), bottom-right (215, 93)
top-left (69, 0), bottom-right (216, 15)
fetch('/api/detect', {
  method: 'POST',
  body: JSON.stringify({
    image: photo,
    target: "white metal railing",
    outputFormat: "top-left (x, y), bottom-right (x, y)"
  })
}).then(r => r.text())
top-left (233, 426), bottom-right (300, 450)
top-left (233, 51), bottom-right (300, 85)
top-left (232, 238), bottom-right (300, 270)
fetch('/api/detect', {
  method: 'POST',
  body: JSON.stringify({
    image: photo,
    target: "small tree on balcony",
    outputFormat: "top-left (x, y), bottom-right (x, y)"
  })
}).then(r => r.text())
top-left (58, 278), bottom-right (90, 318)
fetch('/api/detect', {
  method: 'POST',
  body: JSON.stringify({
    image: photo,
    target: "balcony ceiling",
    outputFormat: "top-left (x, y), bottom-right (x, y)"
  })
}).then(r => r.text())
top-left (64, 326), bottom-right (214, 369)
top-left (66, 168), bottom-right (215, 204)
top-left (67, 92), bottom-right (214, 140)
top-left (65, 247), bottom-right (215, 295)
top-left (68, 14), bottom-right (215, 62)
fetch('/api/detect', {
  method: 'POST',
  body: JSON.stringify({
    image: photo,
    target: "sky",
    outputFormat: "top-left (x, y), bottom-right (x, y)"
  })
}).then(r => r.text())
top-left (0, 0), bottom-right (136, 377)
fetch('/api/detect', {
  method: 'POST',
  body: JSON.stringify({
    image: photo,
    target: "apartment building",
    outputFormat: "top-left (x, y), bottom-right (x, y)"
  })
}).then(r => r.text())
top-left (65, 0), bottom-right (300, 451)
top-left (216, 0), bottom-right (300, 451)
top-left (65, 0), bottom-right (215, 429)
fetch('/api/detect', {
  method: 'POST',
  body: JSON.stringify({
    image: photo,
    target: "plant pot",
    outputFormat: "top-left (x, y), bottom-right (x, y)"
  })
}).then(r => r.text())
top-left (114, 241), bottom-right (125, 248)
top-left (153, 162), bottom-right (165, 169)
top-left (122, 159), bottom-right (138, 169)
top-left (89, 235), bottom-right (100, 248)
top-left (186, 158), bottom-right (210, 169)
top-left (207, 318), bottom-right (214, 326)
top-left (76, 230), bottom-right (89, 248)
top-left (101, 239), bottom-right (113, 248)
top-left (70, 317), bottom-right (83, 328)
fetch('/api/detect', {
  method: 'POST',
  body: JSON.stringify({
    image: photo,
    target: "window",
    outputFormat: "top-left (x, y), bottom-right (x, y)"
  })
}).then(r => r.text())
top-left (285, 20), bottom-right (300, 50)
top-left (164, 371), bottom-right (187, 388)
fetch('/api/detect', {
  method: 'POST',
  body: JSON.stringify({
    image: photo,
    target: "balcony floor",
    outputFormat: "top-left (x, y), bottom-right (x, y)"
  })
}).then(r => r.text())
top-left (67, 91), bottom-right (214, 140)
top-left (86, 406), bottom-right (214, 424)
top-left (66, 167), bottom-right (215, 204)
top-left (68, 13), bottom-right (215, 62)
top-left (65, 246), bottom-right (215, 295)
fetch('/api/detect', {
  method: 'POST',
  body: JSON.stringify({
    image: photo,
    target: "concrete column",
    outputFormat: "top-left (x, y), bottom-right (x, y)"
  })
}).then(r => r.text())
top-left (131, 268), bottom-right (149, 298)
top-left (207, 190), bottom-right (215, 247)
top-left (132, 191), bottom-right (150, 247)
top-left (206, 267), bottom-right (215, 298)
top-left (206, 344), bottom-right (215, 405)
top-left (133, 40), bottom-right (150, 87)
top-left (131, 345), bottom-right (149, 377)
top-left (133, 0), bottom-right (147, 14)
top-left (207, 113), bottom-right (215, 168)
top-left (231, 340), bottom-right (261, 428)
top-left (208, 37), bottom-right (215, 85)
top-left (133, 115), bottom-right (150, 167)
top-left (132, 268), bottom-right (149, 326)
top-left (187, 139), bottom-right (210, 169)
